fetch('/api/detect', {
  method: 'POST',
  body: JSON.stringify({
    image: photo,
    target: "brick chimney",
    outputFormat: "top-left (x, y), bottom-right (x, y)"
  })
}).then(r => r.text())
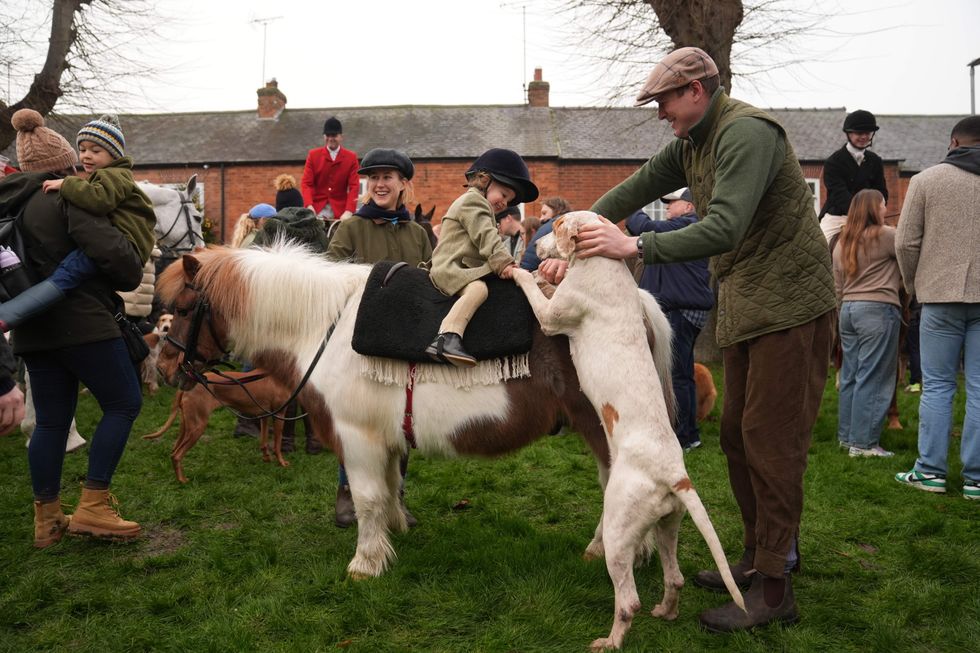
top-left (527, 68), bottom-right (550, 108)
top-left (257, 78), bottom-right (287, 120)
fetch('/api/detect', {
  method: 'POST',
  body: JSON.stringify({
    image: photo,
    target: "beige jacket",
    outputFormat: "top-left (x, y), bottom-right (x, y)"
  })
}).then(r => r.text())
top-left (896, 163), bottom-right (980, 303)
top-left (118, 246), bottom-right (160, 318)
top-left (429, 188), bottom-right (514, 295)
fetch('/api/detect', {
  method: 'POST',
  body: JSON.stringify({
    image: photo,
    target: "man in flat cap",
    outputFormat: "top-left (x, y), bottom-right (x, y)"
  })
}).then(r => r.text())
top-left (560, 46), bottom-right (835, 632)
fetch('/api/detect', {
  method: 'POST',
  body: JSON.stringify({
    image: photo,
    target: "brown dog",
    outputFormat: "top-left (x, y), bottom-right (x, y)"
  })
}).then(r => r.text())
top-left (143, 370), bottom-right (295, 483)
top-left (694, 363), bottom-right (717, 422)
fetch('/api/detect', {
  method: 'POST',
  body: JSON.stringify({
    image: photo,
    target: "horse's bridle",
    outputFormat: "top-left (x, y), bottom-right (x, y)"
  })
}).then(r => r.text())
top-left (164, 282), bottom-right (332, 422)
top-left (158, 193), bottom-right (204, 255)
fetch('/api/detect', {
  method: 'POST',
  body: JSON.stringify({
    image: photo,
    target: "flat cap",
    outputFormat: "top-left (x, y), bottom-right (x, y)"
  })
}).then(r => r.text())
top-left (635, 47), bottom-right (719, 107)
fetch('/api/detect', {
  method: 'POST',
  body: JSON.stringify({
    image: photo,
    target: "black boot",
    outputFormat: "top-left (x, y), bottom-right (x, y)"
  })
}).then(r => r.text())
top-left (303, 414), bottom-right (322, 454)
top-left (335, 484), bottom-right (356, 528)
top-left (693, 547), bottom-right (755, 592)
top-left (425, 332), bottom-right (476, 367)
top-left (699, 572), bottom-right (799, 633)
top-left (280, 401), bottom-right (297, 453)
top-left (233, 416), bottom-right (261, 438)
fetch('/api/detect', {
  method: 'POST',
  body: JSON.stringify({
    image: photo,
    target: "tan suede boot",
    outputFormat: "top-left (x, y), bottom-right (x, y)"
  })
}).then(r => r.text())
top-left (33, 499), bottom-right (70, 548)
top-left (68, 488), bottom-right (140, 541)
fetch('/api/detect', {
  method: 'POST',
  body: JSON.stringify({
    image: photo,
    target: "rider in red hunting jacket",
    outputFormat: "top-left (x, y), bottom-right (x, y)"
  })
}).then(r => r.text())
top-left (301, 116), bottom-right (360, 219)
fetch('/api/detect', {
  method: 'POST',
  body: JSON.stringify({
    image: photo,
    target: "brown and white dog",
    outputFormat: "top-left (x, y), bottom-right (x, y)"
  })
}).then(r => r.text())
top-left (140, 313), bottom-right (173, 395)
top-left (694, 362), bottom-right (717, 422)
top-left (143, 369), bottom-right (295, 483)
top-left (512, 211), bottom-right (744, 651)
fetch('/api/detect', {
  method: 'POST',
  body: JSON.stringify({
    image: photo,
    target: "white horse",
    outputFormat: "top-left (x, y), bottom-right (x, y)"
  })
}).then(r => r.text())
top-left (138, 175), bottom-right (204, 273)
top-left (155, 244), bottom-right (674, 641)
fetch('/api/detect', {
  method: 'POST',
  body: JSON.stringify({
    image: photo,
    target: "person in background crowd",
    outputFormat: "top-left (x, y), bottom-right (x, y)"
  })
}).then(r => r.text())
top-left (1, 108), bottom-right (144, 546)
top-left (519, 196), bottom-right (571, 272)
top-left (230, 203), bottom-right (277, 250)
top-left (833, 189), bottom-right (901, 458)
top-left (301, 116), bottom-right (359, 221)
top-left (625, 187), bottom-right (713, 452)
top-left (894, 115), bottom-right (980, 501)
top-left (496, 206), bottom-right (524, 264)
top-left (274, 173), bottom-right (304, 212)
top-left (562, 47), bottom-right (835, 632)
top-left (326, 148), bottom-right (432, 528)
top-left (819, 110), bottom-right (888, 243)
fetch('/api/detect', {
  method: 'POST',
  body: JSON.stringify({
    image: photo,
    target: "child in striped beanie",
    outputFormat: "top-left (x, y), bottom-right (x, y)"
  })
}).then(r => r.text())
top-left (0, 113), bottom-right (156, 331)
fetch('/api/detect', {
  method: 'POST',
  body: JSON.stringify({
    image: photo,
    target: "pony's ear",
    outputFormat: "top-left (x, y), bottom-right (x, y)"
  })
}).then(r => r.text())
top-left (425, 206), bottom-right (435, 222)
top-left (182, 254), bottom-right (201, 280)
top-left (414, 204), bottom-right (422, 219)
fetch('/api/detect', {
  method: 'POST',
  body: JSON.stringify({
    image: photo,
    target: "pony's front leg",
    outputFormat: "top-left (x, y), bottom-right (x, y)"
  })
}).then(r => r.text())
top-left (342, 427), bottom-right (397, 579)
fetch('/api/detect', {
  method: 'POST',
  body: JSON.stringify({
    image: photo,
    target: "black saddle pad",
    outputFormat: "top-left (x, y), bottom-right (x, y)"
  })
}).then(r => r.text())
top-left (352, 261), bottom-right (534, 362)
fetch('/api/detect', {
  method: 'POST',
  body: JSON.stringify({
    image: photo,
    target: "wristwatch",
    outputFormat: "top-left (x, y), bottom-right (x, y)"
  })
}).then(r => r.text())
top-left (635, 236), bottom-right (644, 259)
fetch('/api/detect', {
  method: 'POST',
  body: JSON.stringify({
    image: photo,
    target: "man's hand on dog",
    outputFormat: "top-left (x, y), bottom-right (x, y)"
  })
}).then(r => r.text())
top-left (576, 215), bottom-right (639, 261)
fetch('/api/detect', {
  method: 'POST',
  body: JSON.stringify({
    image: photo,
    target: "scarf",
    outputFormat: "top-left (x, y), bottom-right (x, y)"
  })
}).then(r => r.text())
top-left (355, 200), bottom-right (411, 224)
top-left (942, 145), bottom-right (980, 176)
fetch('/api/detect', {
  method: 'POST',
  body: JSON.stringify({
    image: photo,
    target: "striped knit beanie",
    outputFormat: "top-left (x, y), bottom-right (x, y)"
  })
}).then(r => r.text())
top-left (77, 114), bottom-right (125, 159)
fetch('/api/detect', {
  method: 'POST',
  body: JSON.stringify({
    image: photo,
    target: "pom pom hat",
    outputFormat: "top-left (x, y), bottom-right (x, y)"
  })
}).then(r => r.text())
top-left (11, 109), bottom-right (79, 172)
top-left (77, 114), bottom-right (125, 159)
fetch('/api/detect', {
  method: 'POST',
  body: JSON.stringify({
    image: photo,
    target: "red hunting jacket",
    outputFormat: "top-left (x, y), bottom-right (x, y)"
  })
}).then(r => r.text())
top-left (301, 146), bottom-right (360, 216)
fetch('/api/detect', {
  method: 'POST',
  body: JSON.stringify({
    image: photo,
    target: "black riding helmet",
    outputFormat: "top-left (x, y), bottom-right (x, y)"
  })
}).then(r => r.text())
top-left (843, 110), bottom-right (879, 133)
top-left (465, 148), bottom-right (539, 207)
top-left (358, 148), bottom-right (415, 180)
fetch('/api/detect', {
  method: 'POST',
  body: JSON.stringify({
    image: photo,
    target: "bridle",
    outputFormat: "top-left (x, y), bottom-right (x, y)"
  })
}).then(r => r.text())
top-left (157, 193), bottom-right (204, 254)
top-left (164, 282), bottom-right (332, 422)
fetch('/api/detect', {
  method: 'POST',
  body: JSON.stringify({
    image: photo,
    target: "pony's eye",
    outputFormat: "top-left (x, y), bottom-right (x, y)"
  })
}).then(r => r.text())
top-left (175, 308), bottom-right (189, 317)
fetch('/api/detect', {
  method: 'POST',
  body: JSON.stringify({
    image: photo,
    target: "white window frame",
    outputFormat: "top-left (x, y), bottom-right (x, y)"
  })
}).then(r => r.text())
top-left (805, 178), bottom-right (821, 214)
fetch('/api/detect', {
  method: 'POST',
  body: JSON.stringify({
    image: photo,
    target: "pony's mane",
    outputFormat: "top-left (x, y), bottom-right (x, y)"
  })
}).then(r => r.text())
top-left (159, 241), bottom-right (371, 359)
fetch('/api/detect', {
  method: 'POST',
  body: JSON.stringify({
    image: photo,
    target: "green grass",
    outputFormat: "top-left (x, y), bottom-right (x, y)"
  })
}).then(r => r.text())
top-left (1, 366), bottom-right (977, 652)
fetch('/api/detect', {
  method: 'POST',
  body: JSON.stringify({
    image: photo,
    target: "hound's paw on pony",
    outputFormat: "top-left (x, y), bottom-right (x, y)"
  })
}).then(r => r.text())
top-left (513, 211), bottom-right (745, 650)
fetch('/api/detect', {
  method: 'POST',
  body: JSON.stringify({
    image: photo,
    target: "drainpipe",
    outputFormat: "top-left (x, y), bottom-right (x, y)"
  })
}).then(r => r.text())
top-left (970, 57), bottom-right (980, 115)
top-left (220, 162), bottom-right (226, 242)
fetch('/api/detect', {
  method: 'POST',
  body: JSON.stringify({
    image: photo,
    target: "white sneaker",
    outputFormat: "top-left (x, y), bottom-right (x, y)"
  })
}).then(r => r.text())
top-left (849, 445), bottom-right (895, 458)
top-left (65, 429), bottom-right (87, 453)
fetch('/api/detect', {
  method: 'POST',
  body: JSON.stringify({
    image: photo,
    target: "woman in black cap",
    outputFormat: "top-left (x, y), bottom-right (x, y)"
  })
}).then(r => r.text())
top-left (425, 148), bottom-right (538, 367)
top-left (325, 148), bottom-right (432, 529)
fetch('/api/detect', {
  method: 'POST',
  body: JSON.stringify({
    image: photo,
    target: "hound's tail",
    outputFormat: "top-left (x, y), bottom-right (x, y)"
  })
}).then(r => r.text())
top-left (142, 391), bottom-right (182, 439)
top-left (675, 483), bottom-right (747, 612)
top-left (636, 289), bottom-right (676, 421)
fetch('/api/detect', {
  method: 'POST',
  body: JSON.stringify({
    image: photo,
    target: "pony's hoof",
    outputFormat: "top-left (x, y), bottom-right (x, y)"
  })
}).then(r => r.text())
top-left (583, 542), bottom-right (604, 561)
top-left (348, 571), bottom-right (371, 581)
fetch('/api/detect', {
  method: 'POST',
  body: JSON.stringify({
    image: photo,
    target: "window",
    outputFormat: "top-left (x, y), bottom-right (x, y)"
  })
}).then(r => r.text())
top-left (805, 178), bottom-right (821, 214)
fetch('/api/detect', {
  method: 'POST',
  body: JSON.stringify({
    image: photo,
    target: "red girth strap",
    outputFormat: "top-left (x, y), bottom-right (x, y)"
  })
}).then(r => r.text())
top-left (402, 362), bottom-right (418, 449)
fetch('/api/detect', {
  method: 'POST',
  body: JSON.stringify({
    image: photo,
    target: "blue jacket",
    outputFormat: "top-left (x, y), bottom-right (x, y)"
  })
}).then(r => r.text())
top-left (519, 218), bottom-right (554, 271)
top-left (625, 210), bottom-right (713, 311)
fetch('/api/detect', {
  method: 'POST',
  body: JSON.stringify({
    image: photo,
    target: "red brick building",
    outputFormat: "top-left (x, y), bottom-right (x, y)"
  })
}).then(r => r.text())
top-left (3, 71), bottom-right (960, 243)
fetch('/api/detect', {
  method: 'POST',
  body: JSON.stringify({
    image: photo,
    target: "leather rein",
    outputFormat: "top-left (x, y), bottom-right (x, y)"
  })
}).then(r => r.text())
top-left (164, 283), bottom-right (332, 421)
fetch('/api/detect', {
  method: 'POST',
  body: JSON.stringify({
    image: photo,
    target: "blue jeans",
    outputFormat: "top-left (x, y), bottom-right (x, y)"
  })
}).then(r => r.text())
top-left (837, 301), bottom-right (901, 449)
top-left (914, 303), bottom-right (980, 483)
top-left (24, 338), bottom-right (142, 501)
top-left (666, 310), bottom-right (701, 447)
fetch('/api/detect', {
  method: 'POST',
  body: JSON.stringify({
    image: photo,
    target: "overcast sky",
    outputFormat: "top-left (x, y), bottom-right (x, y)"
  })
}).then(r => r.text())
top-left (8, 0), bottom-right (980, 116)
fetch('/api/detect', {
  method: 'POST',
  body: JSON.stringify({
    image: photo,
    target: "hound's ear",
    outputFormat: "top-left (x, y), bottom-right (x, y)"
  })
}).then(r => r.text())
top-left (182, 254), bottom-right (201, 280)
top-left (144, 333), bottom-right (161, 348)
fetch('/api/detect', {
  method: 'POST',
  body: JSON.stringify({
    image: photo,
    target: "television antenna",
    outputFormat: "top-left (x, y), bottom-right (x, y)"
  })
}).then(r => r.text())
top-left (251, 16), bottom-right (283, 85)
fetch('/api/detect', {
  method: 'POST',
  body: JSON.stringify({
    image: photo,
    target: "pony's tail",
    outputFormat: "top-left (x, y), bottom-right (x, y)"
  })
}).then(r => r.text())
top-left (143, 391), bottom-right (182, 439)
top-left (637, 288), bottom-right (675, 423)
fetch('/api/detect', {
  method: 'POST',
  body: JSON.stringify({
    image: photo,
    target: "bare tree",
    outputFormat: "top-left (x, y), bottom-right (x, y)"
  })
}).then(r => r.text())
top-left (551, 0), bottom-right (831, 103)
top-left (0, 0), bottom-right (165, 151)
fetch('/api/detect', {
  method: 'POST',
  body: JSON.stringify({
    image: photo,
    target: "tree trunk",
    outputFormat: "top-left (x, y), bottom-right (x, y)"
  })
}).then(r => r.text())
top-left (0, 0), bottom-right (91, 153)
top-left (646, 0), bottom-right (744, 93)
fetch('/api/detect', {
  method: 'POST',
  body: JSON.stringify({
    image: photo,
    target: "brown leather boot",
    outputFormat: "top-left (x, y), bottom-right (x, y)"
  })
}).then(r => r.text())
top-left (693, 547), bottom-right (756, 592)
top-left (699, 572), bottom-right (799, 633)
top-left (68, 488), bottom-right (141, 541)
top-left (334, 484), bottom-right (356, 528)
top-left (33, 499), bottom-right (70, 548)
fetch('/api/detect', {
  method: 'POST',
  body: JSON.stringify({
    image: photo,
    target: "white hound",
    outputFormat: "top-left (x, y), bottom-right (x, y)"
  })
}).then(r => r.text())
top-left (512, 211), bottom-right (745, 651)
